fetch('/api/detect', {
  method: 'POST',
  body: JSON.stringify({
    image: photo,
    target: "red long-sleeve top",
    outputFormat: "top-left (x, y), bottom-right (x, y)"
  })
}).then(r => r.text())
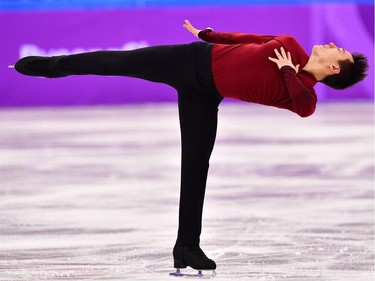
top-left (198, 29), bottom-right (318, 117)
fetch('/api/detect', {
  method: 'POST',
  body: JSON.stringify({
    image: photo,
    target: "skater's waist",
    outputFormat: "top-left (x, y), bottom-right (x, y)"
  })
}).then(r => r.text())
top-left (191, 42), bottom-right (223, 102)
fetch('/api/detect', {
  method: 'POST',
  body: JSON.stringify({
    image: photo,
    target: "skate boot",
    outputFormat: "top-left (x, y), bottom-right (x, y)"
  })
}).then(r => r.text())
top-left (14, 56), bottom-right (67, 78)
top-left (169, 244), bottom-right (216, 278)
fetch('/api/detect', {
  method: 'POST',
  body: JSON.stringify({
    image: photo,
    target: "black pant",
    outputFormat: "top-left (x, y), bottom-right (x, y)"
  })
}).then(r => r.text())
top-left (57, 42), bottom-right (223, 246)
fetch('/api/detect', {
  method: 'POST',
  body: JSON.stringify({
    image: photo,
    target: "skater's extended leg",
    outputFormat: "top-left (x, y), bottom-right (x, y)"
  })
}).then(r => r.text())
top-left (14, 44), bottom-right (195, 87)
top-left (58, 45), bottom-right (193, 86)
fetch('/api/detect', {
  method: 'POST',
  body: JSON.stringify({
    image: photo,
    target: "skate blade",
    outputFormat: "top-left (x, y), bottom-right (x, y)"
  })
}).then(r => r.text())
top-left (169, 269), bottom-right (216, 279)
top-left (8, 65), bottom-right (15, 69)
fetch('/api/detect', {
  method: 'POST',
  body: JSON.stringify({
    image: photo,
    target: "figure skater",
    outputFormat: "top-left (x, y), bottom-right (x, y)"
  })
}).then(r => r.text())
top-left (12, 19), bottom-right (368, 276)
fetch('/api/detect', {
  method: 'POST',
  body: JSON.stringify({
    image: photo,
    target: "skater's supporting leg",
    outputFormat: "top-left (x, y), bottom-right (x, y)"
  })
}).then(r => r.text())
top-left (172, 91), bottom-right (220, 271)
top-left (170, 42), bottom-right (222, 271)
top-left (177, 92), bottom-right (220, 247)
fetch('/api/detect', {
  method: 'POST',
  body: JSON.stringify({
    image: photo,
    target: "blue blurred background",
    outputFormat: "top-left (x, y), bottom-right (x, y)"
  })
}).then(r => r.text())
top-left (0, 0), bottom-right (373, 106)
top-left (0, 0), bottom-right (373, 10)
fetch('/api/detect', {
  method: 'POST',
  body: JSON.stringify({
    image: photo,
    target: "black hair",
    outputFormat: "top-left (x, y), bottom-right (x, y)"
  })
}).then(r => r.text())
top-left (320, 53), bottom-right (368, 90)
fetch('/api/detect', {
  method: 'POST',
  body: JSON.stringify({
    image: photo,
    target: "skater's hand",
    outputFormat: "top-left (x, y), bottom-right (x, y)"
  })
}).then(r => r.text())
top-left (268, 47), bottom-right (300, 73)
top-left (183, 19), bottom-right (202, 38)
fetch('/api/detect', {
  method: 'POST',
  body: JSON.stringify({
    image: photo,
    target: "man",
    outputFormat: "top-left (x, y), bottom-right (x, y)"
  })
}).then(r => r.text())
top-left (12, 20), bottom-right (368, 275)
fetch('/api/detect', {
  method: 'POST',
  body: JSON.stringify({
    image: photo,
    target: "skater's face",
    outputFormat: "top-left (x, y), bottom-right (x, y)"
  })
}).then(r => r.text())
top-left (311, 42), bottom-right (354, 76)
top-left (311, 43), bottom-right (354, 73)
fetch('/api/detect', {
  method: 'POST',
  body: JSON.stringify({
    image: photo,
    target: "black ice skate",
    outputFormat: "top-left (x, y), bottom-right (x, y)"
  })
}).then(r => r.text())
top-left (13, 56), bottom-right (67, 78)
top-left (169, 244), bottom-right (216, 278)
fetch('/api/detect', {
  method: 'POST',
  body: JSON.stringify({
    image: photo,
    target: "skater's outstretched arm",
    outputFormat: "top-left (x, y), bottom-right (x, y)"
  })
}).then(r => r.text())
top-left (183, 19), bottom-right (274, 44)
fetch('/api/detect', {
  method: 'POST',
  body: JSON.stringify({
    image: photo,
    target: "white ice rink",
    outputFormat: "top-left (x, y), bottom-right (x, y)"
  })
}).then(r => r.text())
top-left (0, 102), bottom-right (373, 280)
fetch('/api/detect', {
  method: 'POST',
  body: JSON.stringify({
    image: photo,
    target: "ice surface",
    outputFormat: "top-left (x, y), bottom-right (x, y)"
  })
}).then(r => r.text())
top-left (0, 102), bottom-right (373, 280)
